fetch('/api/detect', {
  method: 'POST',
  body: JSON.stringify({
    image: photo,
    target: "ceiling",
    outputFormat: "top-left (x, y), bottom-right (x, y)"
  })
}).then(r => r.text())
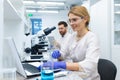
top-left (23, 0), bottom-right (88, 14)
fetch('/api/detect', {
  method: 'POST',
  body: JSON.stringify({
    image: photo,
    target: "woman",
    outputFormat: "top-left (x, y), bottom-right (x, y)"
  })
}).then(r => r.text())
top-left (38, 6), bottom-right (100, 80)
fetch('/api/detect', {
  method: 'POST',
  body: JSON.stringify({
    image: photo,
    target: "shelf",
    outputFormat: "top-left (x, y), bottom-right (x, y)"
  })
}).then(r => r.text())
top-left (4, 0), bottom-right (22, 20)
top-left (113, 0), bottom-right (120, 45)
top-left (114, 29), bottom-right (120, 32)
top-left (114, 12), bottom-right (120, 14)
top-left (114, 0), bottom-right (120, 4)
top-left (114, 4), bottom-right (120, 6)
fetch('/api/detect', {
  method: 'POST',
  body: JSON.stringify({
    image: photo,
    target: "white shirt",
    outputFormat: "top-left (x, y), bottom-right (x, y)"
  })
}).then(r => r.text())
top-left (60, 31), bottom-right (100, 80)
top-left (57, 32), bottom-right (71, 50)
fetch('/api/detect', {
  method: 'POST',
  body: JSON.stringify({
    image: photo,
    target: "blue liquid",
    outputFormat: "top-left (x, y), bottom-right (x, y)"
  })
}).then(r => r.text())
top-left (41, 70), bottom-right (54, 80)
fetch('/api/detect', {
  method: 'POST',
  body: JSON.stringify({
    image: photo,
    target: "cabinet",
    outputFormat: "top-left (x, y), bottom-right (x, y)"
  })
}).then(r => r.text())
top-left (111, 0), bottom-right (120, 80)
top-left (113, 0), bottom-right (120, 45)
top-left (3, 0), bottom-right (26, 69)
top-left (3, 0), bottom-right (32, 54)
top-left (4, 0), bottom-right (24, 54)
top-left (1, 1), bottom-right (32, 78)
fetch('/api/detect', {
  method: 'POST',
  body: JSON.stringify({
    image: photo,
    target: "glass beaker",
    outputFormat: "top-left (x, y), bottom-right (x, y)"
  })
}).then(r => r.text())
top-left (41, 61), bottom-right (54, 80)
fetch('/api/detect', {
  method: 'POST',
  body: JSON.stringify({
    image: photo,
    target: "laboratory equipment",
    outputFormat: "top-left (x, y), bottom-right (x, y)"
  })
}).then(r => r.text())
top-left (31, 26), bottom-right (56, 55)
top-left (41, 61), bottom-right (54, 80)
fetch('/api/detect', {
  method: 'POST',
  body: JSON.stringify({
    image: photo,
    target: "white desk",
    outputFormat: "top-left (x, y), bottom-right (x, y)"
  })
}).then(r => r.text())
top-left (17, 71), bottom-right (83, 80)
top-left (17, 53), bottom-right (83, 80)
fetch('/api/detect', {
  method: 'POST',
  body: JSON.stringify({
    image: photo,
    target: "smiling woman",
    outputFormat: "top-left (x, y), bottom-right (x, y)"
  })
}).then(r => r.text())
top-left (43, 5), bottom-right (101, 80)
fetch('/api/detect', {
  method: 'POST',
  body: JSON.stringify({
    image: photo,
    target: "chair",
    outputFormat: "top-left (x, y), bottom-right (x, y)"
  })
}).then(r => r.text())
top-left (98, 59), bottom-right (117, 80)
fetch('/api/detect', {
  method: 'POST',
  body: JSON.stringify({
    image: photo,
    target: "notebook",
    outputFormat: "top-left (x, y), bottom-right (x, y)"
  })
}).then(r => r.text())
top-left (4, 37), bottom-right (62, 78)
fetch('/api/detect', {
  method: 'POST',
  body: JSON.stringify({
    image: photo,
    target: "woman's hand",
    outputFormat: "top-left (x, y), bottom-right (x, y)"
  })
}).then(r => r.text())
top-left (37, 61), bottom-right (66, 70)
top-left (52, 50), bottom-right (61, 59)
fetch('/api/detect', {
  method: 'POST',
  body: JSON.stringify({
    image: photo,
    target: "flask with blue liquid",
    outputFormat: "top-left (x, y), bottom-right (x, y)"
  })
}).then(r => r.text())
top-left (41, 46), bottom-right (54, 80)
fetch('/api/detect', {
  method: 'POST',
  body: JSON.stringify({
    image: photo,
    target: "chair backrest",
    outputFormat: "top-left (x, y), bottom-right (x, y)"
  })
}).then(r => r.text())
top-left (98, 59), bottom-right (117, 80)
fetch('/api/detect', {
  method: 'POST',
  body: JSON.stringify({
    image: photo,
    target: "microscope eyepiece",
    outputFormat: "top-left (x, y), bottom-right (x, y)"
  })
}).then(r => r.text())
top-left (43, 26), bottom-right (56, 35)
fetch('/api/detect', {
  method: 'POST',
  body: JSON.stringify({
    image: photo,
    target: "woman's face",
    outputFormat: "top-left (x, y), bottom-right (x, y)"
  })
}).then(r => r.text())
top-left (68, 13), bottom-right (86, 32)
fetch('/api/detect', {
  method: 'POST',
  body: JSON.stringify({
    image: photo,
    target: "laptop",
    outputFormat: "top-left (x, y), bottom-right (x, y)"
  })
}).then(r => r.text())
top-left (4, 37), bottom-right (61, 78)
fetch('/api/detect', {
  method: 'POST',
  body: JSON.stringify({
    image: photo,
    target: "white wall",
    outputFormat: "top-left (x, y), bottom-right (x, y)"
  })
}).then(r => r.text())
top-left (90, 0), bottom-right (111, 59)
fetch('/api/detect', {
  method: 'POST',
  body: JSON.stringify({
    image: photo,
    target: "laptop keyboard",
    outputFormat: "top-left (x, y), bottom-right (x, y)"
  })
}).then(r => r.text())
top-left (22, 63), bottom-right (40, 73)
top-left (22, 63), bottom-right (62, 77)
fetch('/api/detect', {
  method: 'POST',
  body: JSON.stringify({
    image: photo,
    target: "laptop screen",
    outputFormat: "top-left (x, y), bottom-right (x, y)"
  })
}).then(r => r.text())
top-left (4, 37), bottom-right (27, 78)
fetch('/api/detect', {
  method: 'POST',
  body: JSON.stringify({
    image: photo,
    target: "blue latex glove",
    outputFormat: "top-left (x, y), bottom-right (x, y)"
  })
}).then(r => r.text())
top-left (37, 61), bottom-right (66, 71)
top-left (52, 50), bottom-right (61, 59)
top-left (54, 61), bottom-right (66, 69)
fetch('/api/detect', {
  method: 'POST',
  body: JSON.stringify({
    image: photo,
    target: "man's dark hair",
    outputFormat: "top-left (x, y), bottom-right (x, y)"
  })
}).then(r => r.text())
top-left (58, 21), bottom-right (68, 27)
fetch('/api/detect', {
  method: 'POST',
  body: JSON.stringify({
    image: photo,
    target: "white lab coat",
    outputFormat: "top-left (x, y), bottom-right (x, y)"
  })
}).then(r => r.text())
top-left (57, 32), bottom-right (71, 50)
top-left (60, 31), bottom-right (100, 80)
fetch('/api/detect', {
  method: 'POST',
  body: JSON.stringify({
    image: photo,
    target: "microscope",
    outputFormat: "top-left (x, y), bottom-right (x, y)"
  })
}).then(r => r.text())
top-left (24, 26), bottom-right (56, 61)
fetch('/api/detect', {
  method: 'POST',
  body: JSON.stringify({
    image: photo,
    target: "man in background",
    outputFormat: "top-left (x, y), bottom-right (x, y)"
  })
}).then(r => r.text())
top-left (54, 21), bottom-right (71, 50)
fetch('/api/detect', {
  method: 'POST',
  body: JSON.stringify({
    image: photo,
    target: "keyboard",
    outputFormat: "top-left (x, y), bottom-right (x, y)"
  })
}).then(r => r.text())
top-left (22, 63), bottom-right (40, 73)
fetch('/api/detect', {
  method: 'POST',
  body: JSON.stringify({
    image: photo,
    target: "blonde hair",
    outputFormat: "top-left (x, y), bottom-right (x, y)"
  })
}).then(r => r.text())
top-left (68, 6), bottom-right (90, 26)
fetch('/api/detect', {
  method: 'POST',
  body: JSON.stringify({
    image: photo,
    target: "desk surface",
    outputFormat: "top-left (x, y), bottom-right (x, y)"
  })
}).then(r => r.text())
top-left (17, 71), bottom-right (83, 80)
